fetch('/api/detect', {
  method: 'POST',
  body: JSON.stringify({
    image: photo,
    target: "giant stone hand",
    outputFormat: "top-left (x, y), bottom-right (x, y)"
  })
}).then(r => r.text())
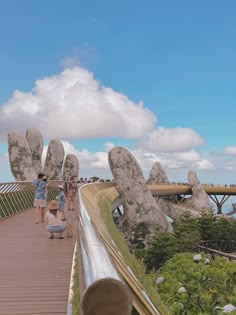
top-left (8, 128), bottom-right (79, 181)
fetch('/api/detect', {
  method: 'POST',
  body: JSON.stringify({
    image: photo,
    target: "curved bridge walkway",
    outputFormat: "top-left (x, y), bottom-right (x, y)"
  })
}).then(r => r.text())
top-left (1, 182), bottom-right (236, 315)
top-left (0, 208), bottom-right (76, 315)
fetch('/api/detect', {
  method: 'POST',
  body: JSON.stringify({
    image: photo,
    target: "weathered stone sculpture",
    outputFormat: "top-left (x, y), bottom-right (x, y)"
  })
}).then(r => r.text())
top-left (183, 170), bottom-right (212, 212)
top-left (108, 147), bottom-right (172, 248)
top-left (25, 128), bottom-right (43, 175)
top-left (8, 130), bottom-right (37, 181)
top-left (8, 128), bottom-right (79, 182)
top-left (150, 166), bottom-right (212, 220)
top-left (148, 161), bottom-right (169, 184)
top-left (43, 140), bottom-right (65, 180)
top-left (63, 153), bottom-right (79, 180)
top-left (155, 197), bottom-right (202, 220)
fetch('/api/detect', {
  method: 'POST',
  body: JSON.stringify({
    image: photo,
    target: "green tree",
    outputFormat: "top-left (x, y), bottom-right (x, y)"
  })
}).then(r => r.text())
top-left (197, 212), bottom-right (215, 241)
top-left (138, 212), bottom-right (236, 271)
top-left (144, 232), bottom-right (179, 270)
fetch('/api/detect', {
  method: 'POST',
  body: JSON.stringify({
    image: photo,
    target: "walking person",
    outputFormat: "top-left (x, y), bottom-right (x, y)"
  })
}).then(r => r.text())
top-left (57, 185), bottom-right (66, 221)
top-left (33, 173), bottom-right (47, 224)
top-left (46, 200), bottom-right (66, 239)
top-left (77, 177), bottom-right (84, 189)
top-left (66, 176), bottom-right (77, 210)
top-left (66, 176), bottom-right (77, 237)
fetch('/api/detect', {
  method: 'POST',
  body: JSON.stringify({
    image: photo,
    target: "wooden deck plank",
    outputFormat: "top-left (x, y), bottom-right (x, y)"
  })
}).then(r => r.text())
top-left (0, 209), bottom-right (76, 315)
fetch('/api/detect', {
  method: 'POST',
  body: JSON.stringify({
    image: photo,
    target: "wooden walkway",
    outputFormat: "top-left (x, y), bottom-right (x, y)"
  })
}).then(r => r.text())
top-left (0, 208), bottom-right (76, 315)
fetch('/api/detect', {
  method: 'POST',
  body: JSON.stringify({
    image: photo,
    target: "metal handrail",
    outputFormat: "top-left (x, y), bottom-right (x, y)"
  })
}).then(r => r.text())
top-left (196, 243), bottom-right (236, 260)
top-left (0, 180), bottom-right (62, 220)
top-left (78, 182), bottom-right (164, 315)
top-left (78, 184), bottom-right (132, 315)
top-left (198, 240), bottom-right (236, 253)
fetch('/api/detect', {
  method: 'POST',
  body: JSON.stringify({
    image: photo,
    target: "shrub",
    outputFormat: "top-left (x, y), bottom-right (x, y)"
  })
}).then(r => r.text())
top-left (140, 213), bottom-right (236, 271)
top-left (155, 253), bottom-right (236, 315)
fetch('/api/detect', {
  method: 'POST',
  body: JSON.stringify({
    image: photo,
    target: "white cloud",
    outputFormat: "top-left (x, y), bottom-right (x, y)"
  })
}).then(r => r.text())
top-left (0, 152), bottom-right (14, 182)
top-left (42, 145), bottom-right (48, 166)
top-left (1, 139), bottom-right (234, 183)
top-left (0, 67), bottom-right (156, 141)
top-left (195, 159), bottom-right (215, 170)
top-left (61, 141), bottom-right (211, 174)
top-left (61, 141), bottom-right (80, 156)
top-left (59, 42), bottom-right (98, 69)
top-left (123, 148), bottom-right (214, 175)
top-left (43, 140), bottom-right (109, 170)
top-left (219, 159), bottom-right (236, 171)
top-left (104, 141), bottom-right (114, 152)
top-left (40, 141), bottom-right (110, 180)
top-left (137, 127), bottom-right (204, 152)
top-left (90, 152), bottom-right (109, 169)
top-left (223, 146), bottom-right (236, 155)
top-left (59, 57), bottom-right (80, 69)
top-left (172, 150), bottom-right (201, 162)
top-left (61, 141), bottom-right (109, 170)
top-left (59, 142), bottom-right (213, 178)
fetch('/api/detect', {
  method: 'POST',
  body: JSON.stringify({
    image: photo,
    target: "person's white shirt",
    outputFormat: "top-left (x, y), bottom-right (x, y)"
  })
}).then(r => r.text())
top-left (46, 211), bottom-right (62, 226)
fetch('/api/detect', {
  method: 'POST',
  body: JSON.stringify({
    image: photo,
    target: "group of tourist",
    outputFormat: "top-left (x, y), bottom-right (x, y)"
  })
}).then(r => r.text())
top-left (33, 174), bottom-right (112, 239)
top-left (33, 174), bottom-right (77, 239)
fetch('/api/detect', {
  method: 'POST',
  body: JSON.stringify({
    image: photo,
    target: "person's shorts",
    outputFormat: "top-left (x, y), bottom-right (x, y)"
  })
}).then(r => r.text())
top-left (34, 199), bottom-right (46, 208)
top-left (47, 223), bottom-right (66, 233)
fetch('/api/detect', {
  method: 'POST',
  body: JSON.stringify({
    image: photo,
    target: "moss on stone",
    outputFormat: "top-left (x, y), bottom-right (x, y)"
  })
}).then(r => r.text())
top-left (71, 257), bottom-right (80, 315)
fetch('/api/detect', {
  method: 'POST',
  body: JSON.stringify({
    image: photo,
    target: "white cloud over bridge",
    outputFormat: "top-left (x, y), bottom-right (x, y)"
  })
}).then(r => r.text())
top-left (0, 67), bottom-right (156, 141)
top-left (0, 66), bottom-right (235, 183)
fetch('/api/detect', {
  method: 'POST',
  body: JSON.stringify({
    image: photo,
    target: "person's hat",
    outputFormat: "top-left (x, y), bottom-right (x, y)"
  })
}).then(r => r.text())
top-left (57, 185), bottom-right (64, 189)
top-left (48, 200), bottom-right (59, 210)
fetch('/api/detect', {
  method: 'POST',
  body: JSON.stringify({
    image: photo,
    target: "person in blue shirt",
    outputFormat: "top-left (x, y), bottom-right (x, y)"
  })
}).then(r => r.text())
top-left (33, 173), bottom-right (47, 224)
top-left (57, 185), bottom-right (66, 221)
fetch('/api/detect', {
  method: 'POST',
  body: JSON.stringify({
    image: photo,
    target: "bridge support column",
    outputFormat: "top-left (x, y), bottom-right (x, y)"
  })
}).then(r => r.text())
top-left (209, 194), bottom-right (230, 214)
top-left (217, 204), bottom-right (222, 214)
top-left (116, 206), bottom-right (122, 216)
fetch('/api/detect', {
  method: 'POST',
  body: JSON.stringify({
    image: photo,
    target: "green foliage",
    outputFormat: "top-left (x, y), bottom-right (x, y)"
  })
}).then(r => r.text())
top-left (197, 212), bottom-right (215, 240)
top-left (142, 213), bottom-right (201, 270)
top-left (99, 193), bottom-right (236, 314)
top-left (155, 253), bottom-right (236, 315)
top-left (174, 213), bottom-right (201, 252)
top-left (72, 256), bottom-right (80, 315)
top-left (197, 212), bottom-right (236, 243)
top-left (140, 212), bottom-right (236, 271)
top-left (99, 196), bottom-right (170, 315)
top-left (144, 233), bottom-right (180, 270)
top-left (213, 218), bottom-right (235, 241)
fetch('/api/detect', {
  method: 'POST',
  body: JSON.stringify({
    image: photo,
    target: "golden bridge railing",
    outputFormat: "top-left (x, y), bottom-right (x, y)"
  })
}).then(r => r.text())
top-left (0, 180), bottom-right (62, 220)
top-left (78, 182), bottom-right (166, 315)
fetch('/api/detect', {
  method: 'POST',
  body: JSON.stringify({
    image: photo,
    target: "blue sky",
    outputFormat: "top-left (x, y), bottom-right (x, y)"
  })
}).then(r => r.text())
top-left (0, 1), bottom-right (236, 184)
